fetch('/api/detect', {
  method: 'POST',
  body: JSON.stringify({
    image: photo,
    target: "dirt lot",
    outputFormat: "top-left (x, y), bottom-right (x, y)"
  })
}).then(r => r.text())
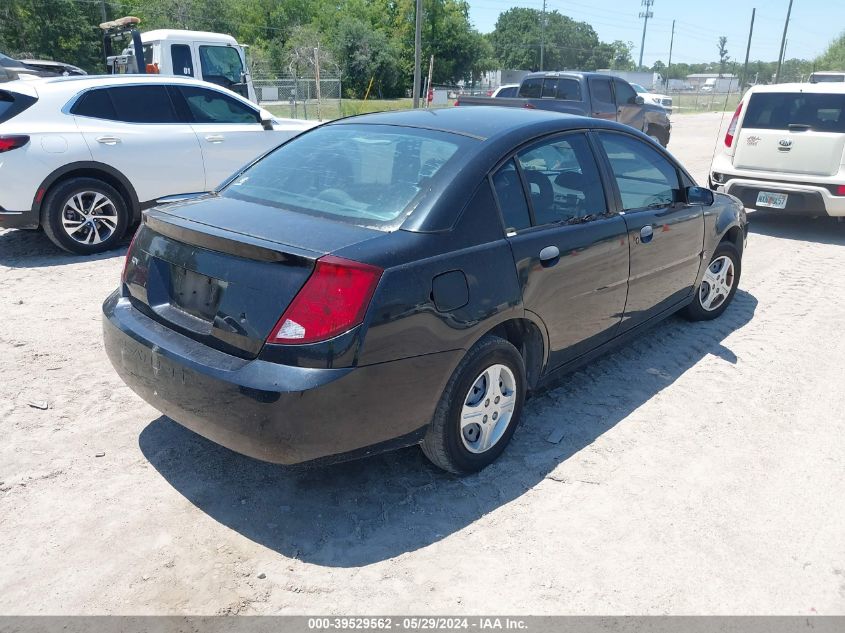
top-left (1, 112), bottom-right (844, 615)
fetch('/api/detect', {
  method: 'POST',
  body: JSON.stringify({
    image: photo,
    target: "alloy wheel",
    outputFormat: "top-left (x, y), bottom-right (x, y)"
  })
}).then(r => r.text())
top-left (60, 191), bottom-right (119, 246)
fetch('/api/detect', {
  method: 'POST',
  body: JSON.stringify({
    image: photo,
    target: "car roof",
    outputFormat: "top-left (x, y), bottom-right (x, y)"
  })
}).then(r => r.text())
top-left (748, 82), bottom-right (845, 94)
top-left (2, 74), bottom-right (237, 94)
top-left (141, 30), bottom-right (239, 45)
top-left (329, 106), bottom-right (623, 142)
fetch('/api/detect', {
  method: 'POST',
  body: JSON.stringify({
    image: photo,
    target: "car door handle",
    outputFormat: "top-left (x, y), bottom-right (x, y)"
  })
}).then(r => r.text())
top-left (638, 225), bottom-right (654, 244)
top-left (205, 135), bottom-right (225, 143)
top-left (95, 136), bottom-right (121, 145)
top-left (539, 245), bottom-right (560, 267)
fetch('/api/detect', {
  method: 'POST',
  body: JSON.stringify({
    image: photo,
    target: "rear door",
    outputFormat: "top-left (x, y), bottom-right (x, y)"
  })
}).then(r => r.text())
top-left (72, 85), bottom-right (206, 204)
top-left (173, 85), bottom-right (281, 189)
top-left (493, 131), bottom-right (629, 369)
top-left (589, 76), bottom-right (616, 121)
top-left (595, 131), bottom-right (704, 330)
top-left (733, 91), bottom-right (845, 176)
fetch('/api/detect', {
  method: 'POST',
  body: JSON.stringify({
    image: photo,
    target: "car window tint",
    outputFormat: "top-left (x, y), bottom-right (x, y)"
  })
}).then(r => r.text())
top-left (614, 80), bottom-right (637, 105)
top-left (107, 86), bottom-right (178, 123)
top-left (557, 79), bottom-right (581, 101)
top-left (498, 86), bottom-right (518, 98)
top-left (199, 45), bottom-right (244, 88)
top-left (516, 133), bottom-right (607, 225)
top-left (178, 86), bottom-right (258, 124)
top-left (598, 132), bottom-right (681, 210)
top-left (492, 160), bottom-right (531, 232)
top-left (222, 124), bottom-right (469, 229)
top-left (589, 77), bottom-right (613, 105)
top-left (71, 89), bottom-right (117, 120)
top-left (171, 44), bottom-right (194, 77)
top-left (519, 78), bottom-right (542, 98)
top-left (541, 78), bottom-right (558, 98)
top-left (744, 92), bottom-right (845, 132)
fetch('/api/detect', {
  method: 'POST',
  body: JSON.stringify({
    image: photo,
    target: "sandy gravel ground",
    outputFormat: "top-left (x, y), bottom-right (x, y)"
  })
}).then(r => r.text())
top-left (1, 112), bottom-right (844, 615)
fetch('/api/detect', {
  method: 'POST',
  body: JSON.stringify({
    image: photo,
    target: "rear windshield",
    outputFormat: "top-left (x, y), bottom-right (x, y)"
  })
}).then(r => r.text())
top-left (744, 92), bottom-right (845, 133)
top-left (0, 90), bottom-right (37, 125)
top-left (221, 124), bottom-right (471, 228)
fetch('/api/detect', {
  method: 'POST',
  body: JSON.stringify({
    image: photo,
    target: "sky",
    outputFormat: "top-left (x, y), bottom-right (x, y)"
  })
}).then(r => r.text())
top-left (467, 0), bottom-right (845, 67)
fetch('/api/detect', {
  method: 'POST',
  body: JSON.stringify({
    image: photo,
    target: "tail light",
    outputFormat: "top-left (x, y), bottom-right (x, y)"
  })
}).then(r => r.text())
top-left (836, 185), bottom-right (845, 196)
top-left (724, 102), bottom-right (743, 147)
top-left (121, 227), bottom-right (141, 283)
top-left (267, 255), bottom-right (383, 345)
top-left (454, 99), bottom-right (460, 106)
top-left (0, 135), bottom-right (29, 153)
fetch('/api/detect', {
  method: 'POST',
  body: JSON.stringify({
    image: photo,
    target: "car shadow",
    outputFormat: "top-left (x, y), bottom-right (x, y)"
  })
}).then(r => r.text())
top-left (139, 289), bottom-right (757, 568)
top-left (0, 229), bottom-right (130, 268)
top-left (748, 211), bottom-right (845, 246)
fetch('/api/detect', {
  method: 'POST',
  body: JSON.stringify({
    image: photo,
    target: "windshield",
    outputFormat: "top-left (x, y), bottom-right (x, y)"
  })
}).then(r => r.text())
top-left (199, 45), bottom-right (244, 86)
top-left (222, 124), bottom-right (471, 229)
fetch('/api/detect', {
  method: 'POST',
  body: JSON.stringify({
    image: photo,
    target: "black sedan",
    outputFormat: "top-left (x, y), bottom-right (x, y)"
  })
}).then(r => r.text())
top-left (103, 106), bottom-right (747, 474)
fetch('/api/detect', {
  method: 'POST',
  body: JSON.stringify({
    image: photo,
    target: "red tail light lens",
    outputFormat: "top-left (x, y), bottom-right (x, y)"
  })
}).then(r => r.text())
top-left (0, 135), bottom-right (29, 153)
top-left (268, 255), bottom-right (383, 345)
top-left (454, 99), bottom-right (460, 106)
top-left (121, 227), bottom-right (141, 283)
top-left (837, 185), bottom-right (845, 196)
top-left (725, 102), bottom-right (743, 147)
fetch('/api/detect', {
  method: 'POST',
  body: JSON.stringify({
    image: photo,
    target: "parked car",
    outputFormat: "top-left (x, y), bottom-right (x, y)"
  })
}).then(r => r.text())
top-left (18, 59), bottom-right (87, 76)
top-left (0, 52), bottom-right (58, 82)
top-left (455, 72), bottom-right (671, 146)
top-left (0, 75), bottom-right (313, 254)
top-left (808, 71), bottom-right (844, 83)
top-left (491, 84), bottom-right (519, 98)
top-left (709, 82), bottom-right (845, 218)
top-left (630, 82), bottom-right (673, 114)
top-left (103, 106), bottom-right (746, 474)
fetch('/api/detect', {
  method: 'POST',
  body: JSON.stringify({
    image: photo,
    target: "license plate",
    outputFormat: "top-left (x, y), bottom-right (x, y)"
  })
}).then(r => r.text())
top-left (756, 191), bottom-right (788, 209)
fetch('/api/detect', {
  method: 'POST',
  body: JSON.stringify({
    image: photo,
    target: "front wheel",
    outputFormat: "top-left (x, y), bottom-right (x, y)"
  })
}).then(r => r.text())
top-left (41, 177), bottom-right (129, 255)
top-left (683, 242), bottom-right (741, 321)
top-left (421, 335), bottom-right (526, 474)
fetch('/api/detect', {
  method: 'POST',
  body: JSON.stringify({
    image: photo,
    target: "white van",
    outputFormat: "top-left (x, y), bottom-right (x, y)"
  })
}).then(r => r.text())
top-left (709, 83), bottom-right (845, 217)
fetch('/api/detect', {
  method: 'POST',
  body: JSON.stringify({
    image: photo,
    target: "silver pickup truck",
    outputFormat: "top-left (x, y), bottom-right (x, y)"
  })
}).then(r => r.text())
top-left (456, 71), bottom-right (671, 146)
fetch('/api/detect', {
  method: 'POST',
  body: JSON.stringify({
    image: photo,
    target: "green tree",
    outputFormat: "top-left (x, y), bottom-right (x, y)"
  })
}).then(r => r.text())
top-left (717, 36), bottom-right (729, 77)
top-left (816, 31), bottom-right (845, 70)
top-left (609, 40), bottom-right (635, 70)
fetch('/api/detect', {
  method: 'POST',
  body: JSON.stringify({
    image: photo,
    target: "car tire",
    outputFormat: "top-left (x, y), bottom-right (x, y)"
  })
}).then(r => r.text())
top-left (683, 241), bottom-right (741, 321)
top-left (421, 335), bottom-right (526, 475)
top-left (41, 177), bottom-right (129, 255)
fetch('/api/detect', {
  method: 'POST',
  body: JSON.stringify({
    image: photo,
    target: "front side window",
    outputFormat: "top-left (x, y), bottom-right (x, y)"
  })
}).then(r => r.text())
top-left (178, 86), bottom-right (258, 124)
top-left (222, 124), bottom-right (469, 229)
top-left (171, 44), bottom-right (194, 77)
top-left (519, 78), bottom-right (542, 99)
top-left (614, 80), bottom-right (638, 106)
top-left (598, 132), bottom-right (681, 210)
top-left (199, 45), bottom-right (244, 88)
top-left (515, 133), bottom-right (607, 225)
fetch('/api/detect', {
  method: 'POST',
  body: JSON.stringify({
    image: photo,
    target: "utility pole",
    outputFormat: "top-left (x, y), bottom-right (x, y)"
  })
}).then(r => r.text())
top-left (638, 0), bottom-right (654, 70)
top-left (99, 0), bottom-right (107, 22)
top-left (665, 19), bottom-right (675, 91)
top-left (742, 8), bottom-right (755, 89)
top-left (775, 0), bottom-right (793, 84)
top-left (412, 0), bottom-right (423, 108)
top-left (540, 0), bottom-right (546, 71)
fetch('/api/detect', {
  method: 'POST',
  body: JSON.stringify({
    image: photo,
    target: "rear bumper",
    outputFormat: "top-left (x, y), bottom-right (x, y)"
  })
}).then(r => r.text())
top-left (0, 208), bottom-right (39, 229)
top-left (102, 291), bottom-right (459, 465)
top-left (710, 172), bottom-right (845, 217)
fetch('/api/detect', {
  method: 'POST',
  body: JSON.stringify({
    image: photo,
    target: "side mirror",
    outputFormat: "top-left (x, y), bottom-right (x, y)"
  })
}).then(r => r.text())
top-left (259, 108), bottom-right (274, 131)
top-left (686, 186), bottom-right (714, 206)
top-left (634, 95), bottom-right (645, 105)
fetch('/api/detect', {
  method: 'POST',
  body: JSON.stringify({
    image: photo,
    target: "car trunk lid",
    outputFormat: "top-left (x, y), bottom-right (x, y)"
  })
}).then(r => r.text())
top-left (123, 197), bottom-right (383, 359)
top-left (732, 91), bottom-right (845, 177)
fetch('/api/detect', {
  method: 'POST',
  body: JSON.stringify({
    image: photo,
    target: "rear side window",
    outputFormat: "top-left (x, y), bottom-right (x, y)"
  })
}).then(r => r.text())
top-left (171, 44), bottom-right (194, 77)
top-left (492, 160), bottom-right (531, 232)
top-left (557, 79), bottom-right (581, 101)
top-left (497, 85), bottom-right (518, 98)
top-left (519, 78), bottom-right (542, 99)
top-left (0, 90), bottom-right (37, 124)
top-left (598, 132), bottom-right (681, 210)
top-left (72, 86), bottom-right (178, 123)
top-left (589, 77), bottom-right (613, 107)
top-left (614, 80), bottom-right (638, 106)
top-left (744, 92), bottom-right (845, 133)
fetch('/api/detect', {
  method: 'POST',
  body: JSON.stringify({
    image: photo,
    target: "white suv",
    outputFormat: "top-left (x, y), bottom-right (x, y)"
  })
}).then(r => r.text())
top-left (0, 75), bottom-right (313, 253)
top-left (710, 82), bottom-right (845, 218)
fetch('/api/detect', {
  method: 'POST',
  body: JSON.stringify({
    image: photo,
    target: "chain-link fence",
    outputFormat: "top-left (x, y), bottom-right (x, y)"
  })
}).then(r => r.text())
top-left (253, 72), bottom-right (342, 120)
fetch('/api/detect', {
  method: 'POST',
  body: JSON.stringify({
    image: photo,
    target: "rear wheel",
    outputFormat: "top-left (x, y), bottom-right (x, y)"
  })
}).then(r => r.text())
top-left (683, 242), bottom-right (741, 321)
top-left (421, 335), bottom-right (526, 474)
top-left (41, 177), bottom-right (129, 255)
